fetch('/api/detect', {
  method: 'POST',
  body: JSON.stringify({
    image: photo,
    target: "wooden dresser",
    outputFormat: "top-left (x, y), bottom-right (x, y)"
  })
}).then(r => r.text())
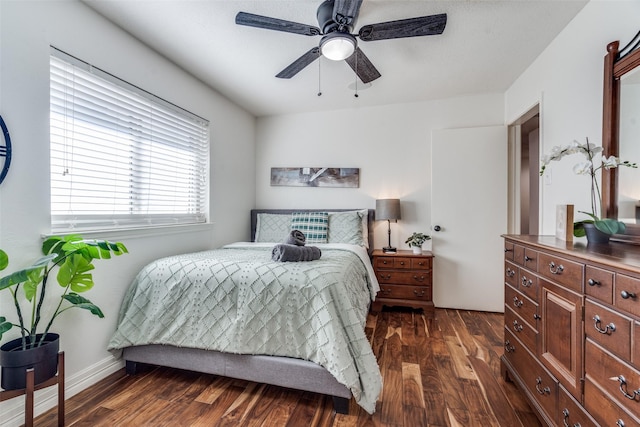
top-left (502, 235), bottom-right (640, 426)
top-left (371, 249), bottom-right (434, 312)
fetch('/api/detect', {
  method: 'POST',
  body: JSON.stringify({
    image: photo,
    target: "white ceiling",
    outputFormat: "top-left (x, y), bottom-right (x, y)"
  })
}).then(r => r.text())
top-left (82, 0), bottom-right (588, 117)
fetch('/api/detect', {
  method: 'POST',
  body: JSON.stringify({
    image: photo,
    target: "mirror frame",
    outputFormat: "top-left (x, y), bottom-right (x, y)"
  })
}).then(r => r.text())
top-left (602, 33), bottom-right (640, 234)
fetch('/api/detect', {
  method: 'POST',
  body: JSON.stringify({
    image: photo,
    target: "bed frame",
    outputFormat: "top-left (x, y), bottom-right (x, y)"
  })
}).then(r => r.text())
top-left (124, 208), bottom-right (375, 414)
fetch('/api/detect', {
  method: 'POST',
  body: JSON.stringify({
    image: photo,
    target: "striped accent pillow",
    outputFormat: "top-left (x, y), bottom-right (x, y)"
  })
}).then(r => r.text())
top-left (291, 212), bottom-right (329, 244)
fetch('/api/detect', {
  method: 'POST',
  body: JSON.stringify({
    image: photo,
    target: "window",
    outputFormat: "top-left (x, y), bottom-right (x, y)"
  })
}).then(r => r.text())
top-left (50, 48), bottom-right (209, 232)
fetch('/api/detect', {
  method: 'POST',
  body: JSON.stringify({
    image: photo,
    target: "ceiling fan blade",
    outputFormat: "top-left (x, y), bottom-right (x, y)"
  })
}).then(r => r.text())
top-left (276, 47), bottom-right (321, 79)
top-left (358, 13), bottom-right (447, 41)
top-left (236, 12), bottom-right (321, 36)
top-left (332, 0), bottom-right (363, 27)
top-left (344, 47), bottom-right (381, 83)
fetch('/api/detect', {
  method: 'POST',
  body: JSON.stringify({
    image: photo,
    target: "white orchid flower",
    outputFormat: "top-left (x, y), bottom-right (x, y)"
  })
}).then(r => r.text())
top-left (573, 161), bottom-right (592, 175)
top-left (602, 155), bottom-right (620, 169)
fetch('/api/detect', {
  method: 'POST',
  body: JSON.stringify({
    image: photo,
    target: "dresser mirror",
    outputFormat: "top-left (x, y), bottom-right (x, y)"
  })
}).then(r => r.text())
top-left (602, 31), bottom-right (640, 239)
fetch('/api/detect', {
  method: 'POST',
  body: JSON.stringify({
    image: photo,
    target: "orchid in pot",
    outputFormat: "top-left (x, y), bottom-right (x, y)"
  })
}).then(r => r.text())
top-left (539, 138), bottom-right (637, 240)
top-left (0, 234), bottom-right (127, 389)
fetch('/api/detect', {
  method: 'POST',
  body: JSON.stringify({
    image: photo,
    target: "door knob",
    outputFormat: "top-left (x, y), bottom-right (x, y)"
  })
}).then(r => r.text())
top-left (433, 225), bottom-right (442, 232)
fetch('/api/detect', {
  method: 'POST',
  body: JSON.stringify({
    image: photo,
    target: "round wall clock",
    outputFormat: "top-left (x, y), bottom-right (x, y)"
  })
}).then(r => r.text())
top-left (0, 115), bottom-right (12, 185)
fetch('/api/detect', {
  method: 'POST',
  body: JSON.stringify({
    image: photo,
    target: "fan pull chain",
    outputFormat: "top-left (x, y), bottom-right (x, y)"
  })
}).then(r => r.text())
top-left (354, 49), bottom-right (359, 98)
top-left (317, 57), bottom-right (322, 96)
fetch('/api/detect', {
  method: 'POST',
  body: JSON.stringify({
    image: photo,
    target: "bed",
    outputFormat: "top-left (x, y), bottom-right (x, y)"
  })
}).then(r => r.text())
top-left (108, 209), bottom-right (381, 414)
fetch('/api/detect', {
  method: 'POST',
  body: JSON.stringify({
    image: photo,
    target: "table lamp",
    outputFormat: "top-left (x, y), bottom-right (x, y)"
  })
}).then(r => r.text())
top-left (376, 198), bottom-right (401, 253)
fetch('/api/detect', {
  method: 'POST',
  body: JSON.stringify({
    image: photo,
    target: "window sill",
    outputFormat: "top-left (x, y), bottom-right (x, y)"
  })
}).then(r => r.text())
top-left (44, 223), bottom-right (215, 241)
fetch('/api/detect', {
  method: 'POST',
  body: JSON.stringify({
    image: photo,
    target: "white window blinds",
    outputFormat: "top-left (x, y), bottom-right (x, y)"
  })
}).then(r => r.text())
top-left (50, 48), bottom-right (209, 232)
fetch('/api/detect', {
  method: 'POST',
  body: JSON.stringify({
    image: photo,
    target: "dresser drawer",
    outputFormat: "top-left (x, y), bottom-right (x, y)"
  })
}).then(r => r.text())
top-left (411, 257), bottom-right (431, 270)
top-left (518, 269), bottom-right (539, 301)
top-left (504, 241), bottom-right (515, 261)
top-left (505, 261), bottom-right (518, 287)
top-left (376, 270), bottom-right (431, 286)
top-left (585, 265), bottom-right (614, 305)
top-left (585, 299), bottom-right (632, 360)
top-left (375, 257), bottom-right (407, 269)
top-left (506, 329), bottom-right (558, 420)
top-left (513, 244), bottom-right (525, 266)
top-left (584, 378), bottom-right (640, 427)
top-left (615, 274), bottom-right (640, 317)
top-left (538, 252), bottom-right (584, 292)
top-left (585, 339), bottom-right (640, 420)
top-left (558, 384), bottom-right (598, 427)
top-left (505, 284), bottom-right (539, 330)
top-left (378, 284), bottom-right (432, 301)
top-left (505, 306), bottom-right (537, 353)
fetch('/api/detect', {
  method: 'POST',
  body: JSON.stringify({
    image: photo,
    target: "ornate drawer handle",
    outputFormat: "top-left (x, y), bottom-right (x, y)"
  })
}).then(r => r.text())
top-left (512, 320), bottom-right (523, 332)
top-left (413, 275), bottom-right (426, 282)
top-left (588, 278), bottom-right (600, 287)
top-left (524, 255), bottom-right (533, 262)
top-left (617, 375), bottom-right (640, 400)
top-left (382, 288), bottom-right (392, 295)
top-left (513, 296), bottom-right (523, 308)
top-left (616, 420), bottom-right (625, 427)
top-left (413, 289), bottom-right (425, 297)
top-left (504, 340), bottom-right (515, 353)
top-left (535, 377), bottom-right (551, 395)
top-left (506, 268), bottom-right (515, 278)
top-left (533, 313), bottom-right (541, 320)
top-left (521, 276), bottom-right (533, 287)
top-left (381, 274), bottom-right (392, 280)
top-left (549, 262), bottom-right (564, 275)
top-left (593, 314), bottom-right (616, 334)
top-left (621, 290), bottom-right (637, 300)
top-left (562, 408), bottom-right (581, 427)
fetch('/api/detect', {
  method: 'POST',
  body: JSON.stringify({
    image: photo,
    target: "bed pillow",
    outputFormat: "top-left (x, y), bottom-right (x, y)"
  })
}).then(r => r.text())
top-left (255, 213), bottom-right (291, 242)
top-left (328, 210), bottom-right (365, 246)
top-left (291, 212), bottom-right (329, 243)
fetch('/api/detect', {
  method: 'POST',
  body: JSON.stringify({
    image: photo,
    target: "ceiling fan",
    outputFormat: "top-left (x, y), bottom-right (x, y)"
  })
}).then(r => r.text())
top-left (235, 0), bottom-right (447, 84)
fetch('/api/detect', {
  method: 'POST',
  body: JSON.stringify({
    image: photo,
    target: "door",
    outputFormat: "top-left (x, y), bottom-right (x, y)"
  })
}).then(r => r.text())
top-left (431, 126), bottom-right (507, 312)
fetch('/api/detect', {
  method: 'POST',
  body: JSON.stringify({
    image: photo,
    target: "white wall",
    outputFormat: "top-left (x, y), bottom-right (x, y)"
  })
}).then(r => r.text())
top-left (505, 0), bottom-right (640, 235)
top-left (0, 1), bottom-right (255, 423)
top-left (256, 93), bottom-right (504, 250)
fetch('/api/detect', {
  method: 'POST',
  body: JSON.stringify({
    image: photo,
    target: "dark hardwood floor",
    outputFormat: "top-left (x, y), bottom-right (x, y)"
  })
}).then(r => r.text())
top-left (36, 308), bottom-right (541, 426)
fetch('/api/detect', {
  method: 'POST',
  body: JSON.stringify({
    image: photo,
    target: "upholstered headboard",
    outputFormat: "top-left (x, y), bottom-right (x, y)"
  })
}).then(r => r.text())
top-left (250, 209), bottom-right (375, 254)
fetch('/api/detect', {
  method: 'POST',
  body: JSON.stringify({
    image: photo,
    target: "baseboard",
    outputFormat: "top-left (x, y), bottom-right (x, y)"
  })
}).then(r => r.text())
top-left (0, 354), bottom-right (124, 427)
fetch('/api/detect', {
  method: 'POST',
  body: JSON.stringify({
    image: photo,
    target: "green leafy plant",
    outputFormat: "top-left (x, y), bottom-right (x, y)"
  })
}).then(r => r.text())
top-left (0, 235), bottom-right (128, 349)
top-left (405, 232), bottom-right (431, 247)
top-left (540, 137), bottom-right (637, 237)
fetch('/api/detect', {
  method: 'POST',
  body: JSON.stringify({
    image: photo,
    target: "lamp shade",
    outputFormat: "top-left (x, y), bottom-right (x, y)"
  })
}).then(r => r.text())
top-left (376, 199), bottom-right (401, 221)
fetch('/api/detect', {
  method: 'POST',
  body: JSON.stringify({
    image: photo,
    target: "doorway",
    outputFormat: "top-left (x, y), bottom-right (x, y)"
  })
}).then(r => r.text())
top-left (508, 105), bottom-right (540, 234)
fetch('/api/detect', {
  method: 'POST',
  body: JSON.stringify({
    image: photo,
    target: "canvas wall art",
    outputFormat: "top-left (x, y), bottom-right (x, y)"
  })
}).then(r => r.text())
top-left (270, 167), bottom-right (359, 188)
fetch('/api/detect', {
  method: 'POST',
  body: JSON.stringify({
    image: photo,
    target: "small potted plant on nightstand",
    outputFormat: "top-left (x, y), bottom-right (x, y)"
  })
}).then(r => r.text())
top-left (405, 232), bottom-right (431, 254)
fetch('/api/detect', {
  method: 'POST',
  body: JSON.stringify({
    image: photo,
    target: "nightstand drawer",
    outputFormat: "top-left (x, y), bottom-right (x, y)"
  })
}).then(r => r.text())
top-left (411, 257), bottom-right (431, 270)
top-left (378, 284), bottom-right (432, 301)
top-left (376, 271), bottom-right (431, 286)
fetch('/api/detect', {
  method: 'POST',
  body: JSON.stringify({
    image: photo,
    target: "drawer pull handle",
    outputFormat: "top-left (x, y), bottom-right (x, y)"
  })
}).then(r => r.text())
top-left (506, 268), bottom-right (515, 278)
top-left (413, 289), bottom-right (425, 297)
top-left (593, 314), bottom-right (616, 334)
top-left (549, 262), bottom-right (564, 275)
top-left (513, 296), bottom-right (523, 308)
top-left (521, 277), bottom-right (533, 287)
top-left (617, 420), bottom-right (625, 427)
top-left (418, 261), bottom-right (425, 266)
top-left (535, 377), bottom-right (551, 395)
top-left (588, 278), bottom-right (600, 287)
top-left (504, 340), bottom-right (515, 353)
top-left (413, 275), bottom-right (426, 282)
top-left (399, 261), bottom-right (405, 266)
top-left (382, 260), bottom-right (389, 264)
top-left (621, 290), bottom-right (637, 300)
top-left (524, 255), bottom-right (533, 262)
top-left (504, 248), bottom-right (513, 253)
top-left (617, 375), bottom-right (640, 400)
top-left (512, 320), bottom-right (523, 332)
top-left (381, 274), bottom-right (391, 280)
top-left (533, 313), bottom-right (541, 320)
top-left (562, 408), bottom-right (581, 427)
top-left (382, 288), bottom-right (392, 295)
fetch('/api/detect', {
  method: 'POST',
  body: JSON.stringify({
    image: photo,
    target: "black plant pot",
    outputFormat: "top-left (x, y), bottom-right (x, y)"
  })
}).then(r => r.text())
top-left (0, 333), bottom-right (59, 390)
top-left (583, 223), bottom-right (611, 245)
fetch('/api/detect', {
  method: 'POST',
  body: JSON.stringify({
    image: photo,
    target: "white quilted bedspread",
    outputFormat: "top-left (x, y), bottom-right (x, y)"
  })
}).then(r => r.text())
top-left (108, 243), bottom-right (382, 413)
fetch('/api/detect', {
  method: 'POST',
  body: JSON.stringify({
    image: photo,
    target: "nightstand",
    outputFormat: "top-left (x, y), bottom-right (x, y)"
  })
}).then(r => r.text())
top-left (371, 249), bottom-right (434, 312)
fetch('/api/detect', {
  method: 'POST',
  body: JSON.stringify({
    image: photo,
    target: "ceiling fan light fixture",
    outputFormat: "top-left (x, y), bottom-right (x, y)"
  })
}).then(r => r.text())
top-left (320, 32), bottom-right (356, 61)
